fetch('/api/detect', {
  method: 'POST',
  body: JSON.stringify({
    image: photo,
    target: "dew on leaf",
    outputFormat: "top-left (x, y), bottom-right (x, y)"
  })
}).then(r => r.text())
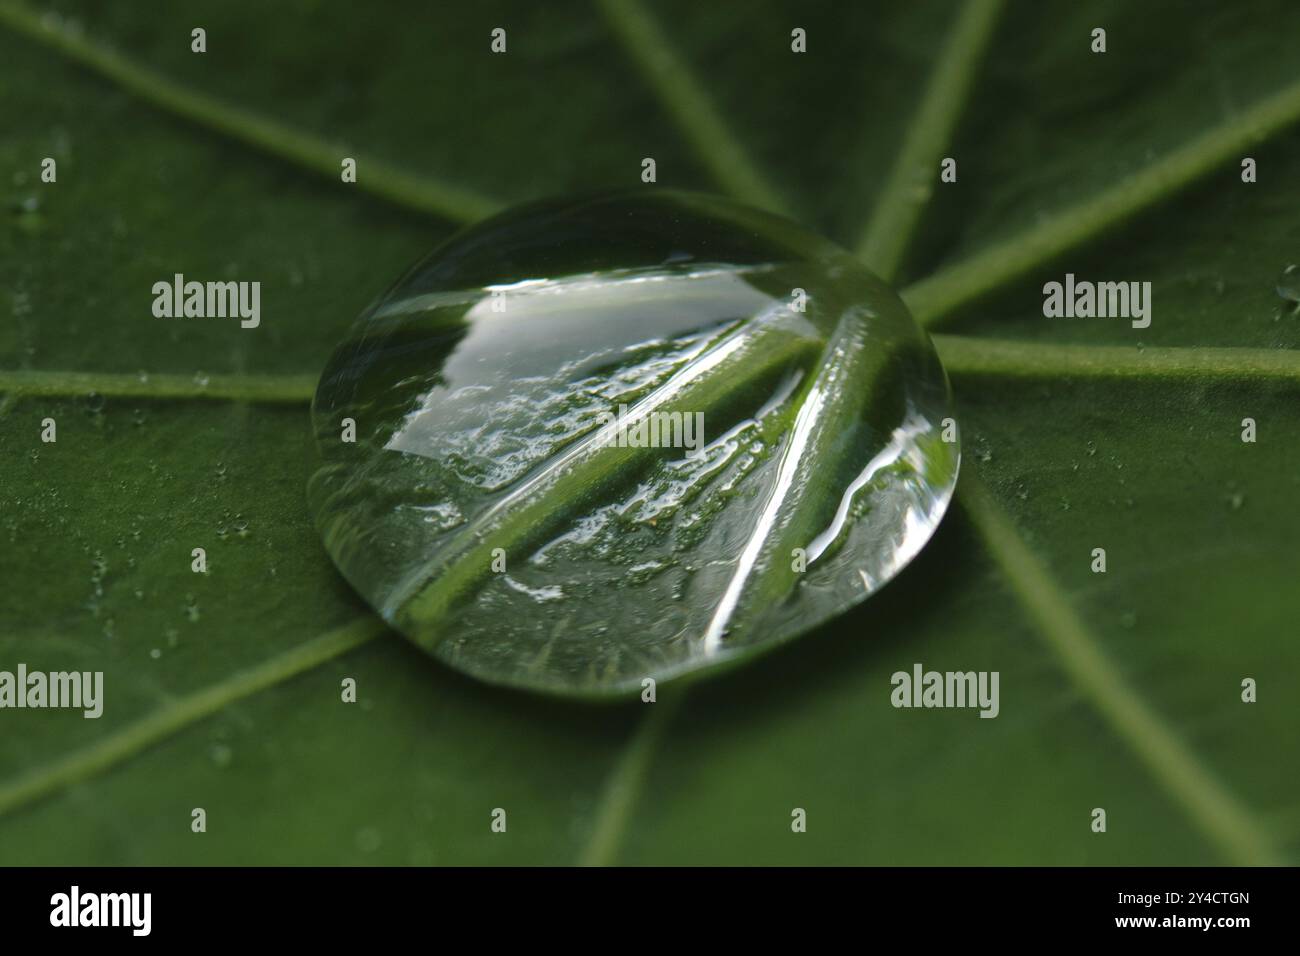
top-left (10, 195), bottom-right (43, 234)
top-left (1277, 263), bottom-right (1300, 304)
top-left (309, 191), bottom-right (959, 696)
top-left (354, 827), bottom-right (382, 853)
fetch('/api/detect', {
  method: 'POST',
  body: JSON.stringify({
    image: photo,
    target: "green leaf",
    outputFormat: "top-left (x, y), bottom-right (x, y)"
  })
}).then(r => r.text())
top-left (1, 0), bottom-right (1298, 865)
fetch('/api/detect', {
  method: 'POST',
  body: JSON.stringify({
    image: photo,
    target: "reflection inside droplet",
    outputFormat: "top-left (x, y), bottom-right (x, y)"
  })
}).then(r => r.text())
top-left (309, 191), bottom-right (959, 695)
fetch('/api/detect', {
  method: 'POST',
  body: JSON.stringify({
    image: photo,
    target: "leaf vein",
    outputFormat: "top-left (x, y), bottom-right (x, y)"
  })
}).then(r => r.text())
top-left (958, 473), bottom-right (1283, 865)
top-left (594, 0), bottom-right (790, 215)
top-left (856, 0), bottom-right (1006, 276)
top-left (903, 76), bottom-right (1300, 326)
top-left (0, 0), bottom-right (500, 223)
top-left (0, 617), bottom-right (386, 818)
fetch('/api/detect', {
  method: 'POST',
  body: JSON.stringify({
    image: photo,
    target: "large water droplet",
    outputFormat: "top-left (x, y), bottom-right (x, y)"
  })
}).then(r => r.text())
top-left (309, 192), bottom-right (959, 695)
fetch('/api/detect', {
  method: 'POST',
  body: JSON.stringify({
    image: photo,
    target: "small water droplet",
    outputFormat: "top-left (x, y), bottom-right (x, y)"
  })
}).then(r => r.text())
top-left (1085, 440), bottom-right (1097, 457)
top-left (10, 194), bottom-right (43, 233)
top-left (354, 826), bottom-right (383, 853)
top-left (149, 648), bottom-right (161, 660)
top-left (1227, 491), bottom-right (1245, 510)
top-left (1277, 264), bottom-right (1300, 305)
top-left (1121, 611), bottom-right (1137, 629)
top-left (210, 743), bottom-right (233, 768)
top-left (193, 371), bottom-right (210, 388)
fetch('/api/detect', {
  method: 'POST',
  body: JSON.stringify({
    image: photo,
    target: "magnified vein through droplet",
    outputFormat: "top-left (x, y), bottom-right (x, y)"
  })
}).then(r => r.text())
top-left (309, 191), bottom-right (959, 696)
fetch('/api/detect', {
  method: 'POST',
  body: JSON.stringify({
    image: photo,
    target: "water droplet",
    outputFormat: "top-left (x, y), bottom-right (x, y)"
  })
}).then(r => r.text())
top-left (1121, 611), bottom-right (1137, 629)
top-left (308, 191), bottom-right (959, 695)
top-left (1085, 440), bottom-right (1097, 457)
top-left (354, 826), bottom-right (382, 853)
top-left (210, 743), bottom-right (233, 768)
top-left (10, 195), bottom-right (43, 233)
top-left (83, 390), bottom-right (106, 414)
top-left (1278, 264), bottom-right (1300, 304)
top-left (1227, 491), bottom-right (1245, 510)
top-left (184, 594), bottom-right (200, 622)
top-left (193, 371), bottom-right (210, 388)
top-left (149, 648), bottom-right (161, 660)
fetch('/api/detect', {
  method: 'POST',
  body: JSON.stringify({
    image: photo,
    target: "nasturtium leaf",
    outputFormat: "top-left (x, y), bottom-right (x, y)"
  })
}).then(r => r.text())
top-left (311, 192), bottom-right (957, 694)
top-left (2, 0), bottom-right (1299, 867)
